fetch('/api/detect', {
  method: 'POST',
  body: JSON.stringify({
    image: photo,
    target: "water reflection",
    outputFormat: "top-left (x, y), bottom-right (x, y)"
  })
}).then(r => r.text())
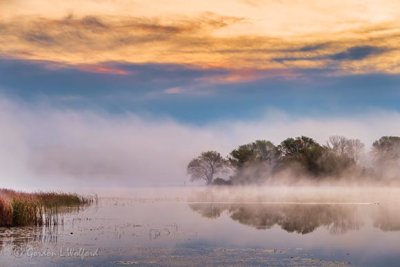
top-left (0, 189), bottom-right (400, 267)
top-left (189, 189), bottom-right (400, 234)
top-left (0, 205), bottom-right (87, 253)
top-left (372, 206), bottom-right (400, 231)
top-left (190, 203), bottom-right (362, 234)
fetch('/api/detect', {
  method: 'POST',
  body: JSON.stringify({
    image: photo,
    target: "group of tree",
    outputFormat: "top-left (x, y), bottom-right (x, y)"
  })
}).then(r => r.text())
top-left (187, 136), bottom-right (400, 185)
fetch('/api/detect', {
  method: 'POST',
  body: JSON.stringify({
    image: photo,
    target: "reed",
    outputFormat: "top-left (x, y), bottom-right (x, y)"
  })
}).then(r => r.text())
top-left (0, 189), bottom-right (93, 227)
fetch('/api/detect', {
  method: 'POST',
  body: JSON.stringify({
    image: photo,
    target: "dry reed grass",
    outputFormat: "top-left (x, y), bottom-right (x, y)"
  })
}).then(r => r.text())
top-left (0, 189), bottom-right (93, 227)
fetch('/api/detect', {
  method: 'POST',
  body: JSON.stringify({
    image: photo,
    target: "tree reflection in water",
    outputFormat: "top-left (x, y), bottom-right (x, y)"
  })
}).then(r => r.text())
top-left (372, 205), bottom-right (400, 231)
top-left (189, 189), bottom-right (400, 234)
top-left (190, 202), bottom-right (362, 234)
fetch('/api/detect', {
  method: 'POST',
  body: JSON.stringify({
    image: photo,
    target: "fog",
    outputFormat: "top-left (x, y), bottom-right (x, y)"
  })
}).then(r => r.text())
top-left (188, 186), bottom-right (400, 234)
top-left (1, 97), bottom-right (400, 192)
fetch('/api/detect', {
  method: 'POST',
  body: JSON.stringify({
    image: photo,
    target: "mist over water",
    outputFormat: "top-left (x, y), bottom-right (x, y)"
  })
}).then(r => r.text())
top-left (1, 95), bottom-right (400, 266)
top-left (2, 1), bottom-right (400, 266)
top-left (188, 186), bottom-right (400, 233)
top-left (1, 186), bottom-right (400, 266)
top-left (0, 96), bottom-right (400, 191)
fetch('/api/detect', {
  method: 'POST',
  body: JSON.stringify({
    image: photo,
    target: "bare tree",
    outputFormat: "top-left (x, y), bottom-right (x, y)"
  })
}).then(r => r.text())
top-left (327, 136), bottom-right (364, 163)
top-left (187, 151), bottom-right (229, 185)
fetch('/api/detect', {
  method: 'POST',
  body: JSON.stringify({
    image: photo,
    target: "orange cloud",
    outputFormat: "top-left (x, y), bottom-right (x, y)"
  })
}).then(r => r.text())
top-left (1, 1), bottom-right (400, 75)
top-left (78, 64), bottom-right (130, 75)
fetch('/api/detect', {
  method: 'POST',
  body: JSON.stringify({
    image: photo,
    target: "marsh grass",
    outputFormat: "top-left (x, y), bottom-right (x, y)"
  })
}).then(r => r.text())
top-left (0, 189), bottom-right (93, 227)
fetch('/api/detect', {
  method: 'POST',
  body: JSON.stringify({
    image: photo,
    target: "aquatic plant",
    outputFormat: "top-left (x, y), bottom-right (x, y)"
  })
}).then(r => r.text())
top-left (0, 189), bottom-right (93, 227)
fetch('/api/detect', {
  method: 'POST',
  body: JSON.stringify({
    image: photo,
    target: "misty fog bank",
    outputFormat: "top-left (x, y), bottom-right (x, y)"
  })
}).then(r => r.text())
top-left (1, 97), bottom-right (400, 191)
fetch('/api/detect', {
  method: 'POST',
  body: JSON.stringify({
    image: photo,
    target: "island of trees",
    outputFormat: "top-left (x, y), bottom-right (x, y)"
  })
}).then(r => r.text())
top-left (187, 136), bottom-right (400, 185)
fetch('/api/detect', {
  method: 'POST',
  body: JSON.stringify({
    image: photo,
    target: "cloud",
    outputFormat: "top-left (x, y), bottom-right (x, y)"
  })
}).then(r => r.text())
top-left (328, 46), bottom-right (387, 61)
top-left (77, 64), bottom-right (131, 75)
top-left (282, 43), bottom-right (329, 53)
top-left (164, 87), bottom-right (185, 94)
top-left (0, 57), bottom-right (241, 98)
top-left (274, 45), bottom-right (388, 63)
top-left (23, 31), bottom-right (57, 46)
top-left (1, 2), bottom-right (400, 75)
top-left (1, 57), bottom-right (400, 125)
top-left (1, 97), bottom-right (400, 192)
top-left (0, 13), bottom-right (243, 58)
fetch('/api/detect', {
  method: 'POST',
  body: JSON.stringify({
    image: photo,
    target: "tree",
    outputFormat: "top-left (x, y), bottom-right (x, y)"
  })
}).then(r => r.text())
top-left (187, 151), bottom-right (229, 185)
top-left (327, 136), bottom-right (364, 164)
top-left (229, 140), bottom-right (278, 184)
top-left (372, 136), bottom-right (400, 161)
top-left (212, 177), bottom-right (232, 186)
top-left (229, 140), bottom-right (277, 168)
top-left (317, 136), bottom-right (366, 176)
top-left (277, 136), bottom-right (326, 176)
top-left (371, 136), bottom-right (400, 181)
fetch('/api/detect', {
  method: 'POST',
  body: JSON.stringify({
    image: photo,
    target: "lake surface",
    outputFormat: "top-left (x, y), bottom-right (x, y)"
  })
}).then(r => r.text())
top-left (1, 187), bottom-right (400, 266)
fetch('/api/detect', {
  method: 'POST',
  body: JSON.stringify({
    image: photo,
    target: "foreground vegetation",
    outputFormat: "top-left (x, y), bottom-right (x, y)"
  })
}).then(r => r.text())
top-left (0, 189), bottom-right (94, 227)
top-left (187, 136), bottom-right (400, 185)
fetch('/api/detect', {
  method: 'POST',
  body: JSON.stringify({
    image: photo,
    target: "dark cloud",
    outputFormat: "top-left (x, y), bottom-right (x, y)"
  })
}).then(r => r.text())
top-left (23, 31), bottom-right (57, 46)
top-left (282, 43), bottom-right (329, 53)
top-left (328, 46), bottom-right (387, 61)
top-left (297, 44), bottom-right (328, 52)
top-left (79, 16), bottom-right (108, 30)
top-left (274, 45), bottom-right (388, 63)
top-left (0, 13), bottom-right (243, 50)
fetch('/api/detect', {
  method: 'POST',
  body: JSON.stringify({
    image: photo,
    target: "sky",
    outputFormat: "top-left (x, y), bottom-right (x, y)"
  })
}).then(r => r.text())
top-left (0, 0), bottom-right (399, 190)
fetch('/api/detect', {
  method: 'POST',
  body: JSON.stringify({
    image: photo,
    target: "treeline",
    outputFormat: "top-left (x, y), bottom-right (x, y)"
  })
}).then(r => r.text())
top-left (187, 136), bottom-right (400, 185)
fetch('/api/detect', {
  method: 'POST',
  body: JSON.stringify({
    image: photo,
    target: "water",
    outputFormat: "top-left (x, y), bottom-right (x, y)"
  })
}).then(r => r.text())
top-left (1, 187), bottom-right (400, 266)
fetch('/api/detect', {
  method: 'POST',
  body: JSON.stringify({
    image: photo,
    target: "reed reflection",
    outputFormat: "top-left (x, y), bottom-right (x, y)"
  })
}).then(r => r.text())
top-left (0, 205), bottom-right (87, 254)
